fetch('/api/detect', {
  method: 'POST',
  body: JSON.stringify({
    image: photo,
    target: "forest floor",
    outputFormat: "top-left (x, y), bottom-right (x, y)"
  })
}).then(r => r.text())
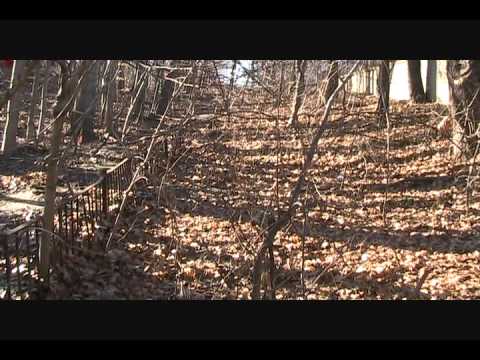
top-left (44, 95), bottom-right (480, 300)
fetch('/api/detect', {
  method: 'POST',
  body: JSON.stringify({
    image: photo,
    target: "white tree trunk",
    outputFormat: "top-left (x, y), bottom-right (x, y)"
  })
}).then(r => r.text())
top-left (36, 61), bottom-right (51, 142)
top-left (1, 60), bottom-right (27, 154)
top-left (26, 64), bottom-right (41, 141)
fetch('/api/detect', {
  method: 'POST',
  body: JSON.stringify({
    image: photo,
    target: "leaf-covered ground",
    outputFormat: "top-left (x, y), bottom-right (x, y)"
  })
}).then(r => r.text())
top-left (44, 95), bottom-right (480, 299)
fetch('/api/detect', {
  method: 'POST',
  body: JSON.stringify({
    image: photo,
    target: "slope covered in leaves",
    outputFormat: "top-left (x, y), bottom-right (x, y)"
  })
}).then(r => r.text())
top-left (49, 95), bottom-right (480, 300)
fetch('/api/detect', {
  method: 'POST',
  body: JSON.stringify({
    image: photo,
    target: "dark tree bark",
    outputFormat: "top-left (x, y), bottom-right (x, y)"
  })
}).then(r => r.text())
top-left (150, 67), bottom-right (162, 115)
top-left (287, 60), bottom-right (307, 127)
top-left (323, 60), bottom-right (339, 104)
top-left (377, 60), bottom-right (392, 122)
top-left (447, 60), bottom-right (480, 157)
top-left (156, 60), bottom-right (176, 116)
top-left (74, 61), bottom-right (99, 143)
top-left (117, 64), bottom-right (126, 91)
top-left (426, 60), bottom-right (437, 102)
top-left (408, 60), bottom-right (426, 103)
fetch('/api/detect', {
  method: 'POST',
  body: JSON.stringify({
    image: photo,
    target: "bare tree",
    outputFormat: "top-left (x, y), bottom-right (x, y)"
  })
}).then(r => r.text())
top-left (288, 60), bottom-right (307, 127)
top-left (1, 61), bottom-right (28, 154)
top-left (447, 60), bottom-right (480, 158)
top-left (26, 64), bottom-right (42, 141)
top-left (130, 64), bottom-right (147, 123)
top-left (102, 60), bottom-right (119, 136)
top-left (251, 61), bottom-right (360, 300)
top-left (322, 60), bottom-right (339, 104)
top-left (121, 70), bottom-right (148, 140)
top-left (377, 60), bottom-right (392, 123)
top-left (157, 60), bottom-right (176, 116)
top-left (149, 62), bottom-right (162, 116)
top-left (0, 61), bottom-right (38, 112)
top-left (408, 60), bottom-right (426, 103)
top-left (40, 60), bottom-right (91, 280)
top-left (73, 60), bottom-right (99, 143)
top-left (36, 61), bottom-right (51, 143)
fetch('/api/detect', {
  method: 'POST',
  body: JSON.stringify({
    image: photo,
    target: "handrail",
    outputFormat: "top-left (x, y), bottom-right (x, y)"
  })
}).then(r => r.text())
top-left (1, 156), bottom-right (133, 237)
top-left (1, 156), bottom-right (136, 299)
top-left (2, 217), bottom-right (44, 237)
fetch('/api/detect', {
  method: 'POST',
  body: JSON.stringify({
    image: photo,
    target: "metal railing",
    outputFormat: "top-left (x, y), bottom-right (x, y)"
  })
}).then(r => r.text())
top-left (1, 157), bottom-right (134, 300)
top-left (1, 217), bottom-right (43, 300)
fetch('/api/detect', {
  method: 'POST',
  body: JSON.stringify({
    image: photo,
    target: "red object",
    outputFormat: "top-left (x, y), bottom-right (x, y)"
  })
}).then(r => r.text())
top-left (3, 59), bottom-right (13, 68)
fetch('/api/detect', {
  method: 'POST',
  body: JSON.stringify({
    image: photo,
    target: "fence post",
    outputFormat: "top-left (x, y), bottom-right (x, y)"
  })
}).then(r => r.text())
top-left (1, 233), bottom-right (12, 300)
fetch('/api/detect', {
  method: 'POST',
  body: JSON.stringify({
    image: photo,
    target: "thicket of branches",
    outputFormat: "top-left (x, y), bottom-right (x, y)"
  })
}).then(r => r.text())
top-left (1, 59), bottom-right (480, 300)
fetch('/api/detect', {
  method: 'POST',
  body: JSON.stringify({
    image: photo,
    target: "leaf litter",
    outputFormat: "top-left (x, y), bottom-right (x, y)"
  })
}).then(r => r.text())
top-left (45, 96), bottom-right (480, 300)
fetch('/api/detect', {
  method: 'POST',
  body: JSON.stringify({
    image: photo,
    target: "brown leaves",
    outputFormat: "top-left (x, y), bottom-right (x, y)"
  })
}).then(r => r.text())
top-left (38, 90), bottom-right (480, 300)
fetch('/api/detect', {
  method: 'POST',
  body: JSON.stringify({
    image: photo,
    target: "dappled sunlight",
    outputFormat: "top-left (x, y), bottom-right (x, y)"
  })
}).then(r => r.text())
top-left (2, 60), bottom-right (480, 301)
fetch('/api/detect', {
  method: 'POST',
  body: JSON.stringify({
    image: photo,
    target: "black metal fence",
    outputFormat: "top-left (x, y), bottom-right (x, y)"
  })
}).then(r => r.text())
top-left (1, 157), bottom-right (134, 300)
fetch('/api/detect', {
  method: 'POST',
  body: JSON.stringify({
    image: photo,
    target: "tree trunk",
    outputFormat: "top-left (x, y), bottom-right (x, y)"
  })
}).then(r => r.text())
top-left (117, 64), bottom-right (126, 91)
top-left (40, 61), bottom-right (89, 280)
top-left (74, 61), bottom-right (99, 143)
top-left (227, 60), bottom-right (238, 111)
top-left (188, 60), bottom-right (198, 96)
top-left (426, 60), bottom-right (437, 102)
top-left (26, 64), bottom-right (42, 141)
top-left (131, 66), bottom-right (140, 103)
top-left (121, 71), bottom-right (148, 140)
top-left (1, 60), bottom-right (27, 155)
top-left (447, 60), bottom-right (480, 158)
top-left (36, 61), bottom-right (51, 143)
top-left (157, 60), bottom-right (176, 116)
top-left (136, 72), bottom-right (147, 124)
top-left (99, 60), bottom-right (110, 122)
top-left (149, 66), bottom-right (161, 115)
top-left (102, 60), bottom-right (118, 136)
top-left (287, 60), bottom-right (307, 127)
top-left (323, 60), bottom-right (339, 104)
top-left (408, 60), bottom-right (426, 103)
top-left (129, 66), bottom-right (146, 123)
top-left (377, 60), bottom-right (392, 123)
